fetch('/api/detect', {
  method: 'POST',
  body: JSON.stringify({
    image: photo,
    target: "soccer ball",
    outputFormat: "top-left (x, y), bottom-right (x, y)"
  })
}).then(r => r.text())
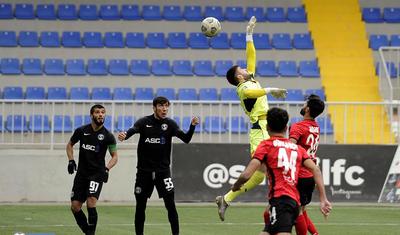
top-left (201, 17), bottom-right (221, 37)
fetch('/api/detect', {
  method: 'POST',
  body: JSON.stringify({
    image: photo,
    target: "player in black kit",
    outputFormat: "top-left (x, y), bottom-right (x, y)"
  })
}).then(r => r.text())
top-left (67, 104), bottom-right (118, 235)
top-left (118, 96), bottom-right (199, 235)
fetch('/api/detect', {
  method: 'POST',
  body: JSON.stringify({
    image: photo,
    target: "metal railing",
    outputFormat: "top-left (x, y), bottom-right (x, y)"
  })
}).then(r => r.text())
top-left (378, 47), bottom-right (400, 101)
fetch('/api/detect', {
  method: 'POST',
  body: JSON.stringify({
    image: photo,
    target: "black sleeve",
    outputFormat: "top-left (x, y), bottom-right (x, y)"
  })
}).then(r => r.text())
top-left (173, 119), bottom-right (196, 144)
top-left (125, 118), bottom-right (144, 140)
top-left (108, 132), bottom-right (117, 145)
top-left (70, 127), bottom-right (82, 145)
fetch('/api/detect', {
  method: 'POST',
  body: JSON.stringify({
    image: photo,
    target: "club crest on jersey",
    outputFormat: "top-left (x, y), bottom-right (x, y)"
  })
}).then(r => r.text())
top-left (161, 123), bottom-right (168, 131)
top-left (98, 134), bottom-right (104, 140)
top-left (135, 187), bottom-right (142, 194)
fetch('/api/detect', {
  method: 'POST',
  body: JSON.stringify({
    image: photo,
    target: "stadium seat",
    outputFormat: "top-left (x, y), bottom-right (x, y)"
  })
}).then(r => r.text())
top-left (226, 116), bottom-right (248, 133)
top-left (287, 7), bottom-right (307, 22)
top-left (142, 5), bottom-right (161, 20)
top-left (199, 88), bottom-right (218, 100)
top-left (376, 62), bottom-right (397, 78)
top-left (362, 8), bottom-right (383, 23)
top-left (104, 117), bottom-right (113, 131)
top-left (104, 32), bottom-right (124, 48)
top-left (22, 58), bottom-right (42, 75)
top-left (58, 4), bottom-right (78, 20)
top-left (278, 61), bottom-right (298, 77)
top-left (151, 60), bottom-right (172, 76)
top-left (163, 5), bottom-right (182, 20)
top-left (266, 7), bottom-right (286, 22)
top-left (135, 87), bottom-right (153, 100)
top-left (390, 35), bottom-right (400, 46)
top-left (220, 88), bottom-right (238, 101)
top-left (182, 116), bottom-right (202, 133)
top-left (272, 33), bottom-right (292, 49)
top-left (66, 59), bottom-right (85, 75)
top-left (100, 5), bottom-right (119, 20)
top-left (173, 116), bottom-right (181, 126)
top-left (156, 88), bottom-right (176, 100)
top-left (40, 31), bottom-right (60, 47)
top-left (231, 33), bottom-right (246, 49)
top-left (256, 60), bottom-right (278, 77)
top-left (53, 115), bottom-right (73, 132)
top-left (369, 34), bottom-right (389, 50)
top-left (70, 87), bottom-right (89, 100)
top-left (0, 3), bottom-right (12, 19)
top-left (4, 87), bottom-right (23, 99)
top-left (305, 89), bottom-right (326, 101)
top-left (15, 4), bottom-right (34, 19)
top-left (383, 7), bottom-right (400, 23)
top-left (113, 87), bottom-right (133, 100)
top-left (188, 33), bottom-right (209, 49)
top-left (168, 32), bottom-right (188, 48)
top-left (19, 31), bottom-right (39, 47)
top-left (0, 31), bottom-right (17, 47)
top-left (26, 87), bottom-right (46, 100)
top-left (267, 93), bottom-right (285, 102)
top-left (48, 87), bottom-right (67, 100)
top-left (121, 5), bottom-right (140, 20)
top-left (299, 60), bottom-right (320, 77)
top-left (29, 115), bottom-right (50, 133)
top-left (210, 32), bottom-right (230, 49)
top-left (172, 60), bottom-right (193, 76)
top-left (37, 4), bottom-right (56, 20)
top-left (253, 33), bottom-right (272, 49)
top-left (225, 6), bottom-right (245, 22)
top-left (87, 59), bottom-right (107, 75)
top-left (147, 32), bottom-right (167, 48)
top-left (116, 116), bottom-right (135, 131)
top-left (215, 60), bottom-right (233, 76)
top-left (285, 89), bottom-right (304, 101)
top-left (204, 116), bottom-right (226, 133)
top-left (79, 4), bottom-right (98, 20)
top-left (130, 59), bottom-right (151, 76)
top-left (109, 59), bottom-right (129, 75)
top-left (237, 60), bottom-right (247, 69)
top-left (194, 60), bottom-right (214, 76)
top-left (293, 33), bottom-right (313, 49)
top-left (177, 88), bottom-right (197, 100)
top-left (317, 116), bottom-right (334, 134)
top-left (92, 87), bottom-right (112, 100)
top-left (74, 115), bottom-right (91, 129)
top-left (246, 7), bottom-right (266, 22)
top-left (62, 31), bottom-right (82, 47)
top-left (183, 5), bottom-right (203, 21)
top-left (204, 6), bottom-right (224, 21)
top-left (6, 115), bottom-right (28, 132)
top-left (0, 58), bottom-right (20, 75)
top-left (126, 32), bottom-right (146, 48)
top-left (44, 59), bottom-right (64, 75)
top-left (290, 117), bottom-right (303, 125)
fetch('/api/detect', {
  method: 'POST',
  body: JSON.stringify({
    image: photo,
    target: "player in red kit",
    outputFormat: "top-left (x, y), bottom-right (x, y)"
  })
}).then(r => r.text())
top-left (289, 94), bottom-right (325, 235)
top-left (232, 107), bottom-right (331, 235)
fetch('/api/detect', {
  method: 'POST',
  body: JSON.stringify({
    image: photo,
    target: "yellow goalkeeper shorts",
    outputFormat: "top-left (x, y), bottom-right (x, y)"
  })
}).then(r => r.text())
top-left (249, 119), bottom-right (269, 156)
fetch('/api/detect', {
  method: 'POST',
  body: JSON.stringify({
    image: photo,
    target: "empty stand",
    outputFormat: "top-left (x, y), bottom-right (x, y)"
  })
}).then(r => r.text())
top-left (19, 31), bottom-right (39, 47)
top-left (130, 59), bottom-right (150, 76)
top-left (126, 32), bottom-right (145, 48)
top-left (225, 6), bottom-right (245, 22)
top-left (178, 88), bottom-right (197, 100)
top-left (48, 87), bottom-right (67, 100)
top-left (44, 59), bottom-right (64, 75)
top-left (369, 34), bottom-right (389, 50)
top-left (58, 4), bottom-right (78, 20)
top-left (215, 60), bottom-right (233, 76)
top-left (29, 115), bottom-right (50, 133)
top-left (193, 60), bottom-right (214, 76)
top-left (199, 88), bottom-right (218, 100)
top-left (121, 5), bottom-right (140, 20)
top-left (62, 31), bottom-right (82, 47)
top-left (53, 115), bottom-right (73, 132)
top-left (0, 3), bottom-right (12, 19)
top-left (168, 32), bottom-right (188, 48)
top-left (246, 7), bottom-right (265, 22)
top-left (113, 87), bottom-right (133, 100)
top-left (156, 88), bottom-right (176, 100)
top-left (87, 59), bottom-right (107, 75)
top-left (22, 58), bottom-right (42, 75)
top-left (183, 5), bottom-right (202, 21)
top-left (100, 5), bottom-right (119, 20)
top-left (272, 33), bottom-right (292, 49)
top-left (231, 33), bottom-right (246, 49)
top-left (40, 31), bottom-right (60, 47)
top-left (299, 60), bottom-right (320, 77)
top-left (26, 87), bottom-right (45, 100)
top-left (74, 115), bottom-right (91, 129)
top-left (4, 87), bottom-right (23, 99)
top-left (116, 115), bottom-right (135, 131)
top-left (0, 31), bottom-right (17, 47)
top-left (92, 87), bottom-right (112, 100)
top-left (173, 60), bottom-right (193, 76)
top-left (278, 61), bottom-right (298, 77)
top-left (253, 33), bottom-right (272, 50)
top-left (220, 88), bottom-right (238, 101)
top-left (6, 115), bottom-right (28, 132)
top-left (226, 116), bottom-right (248, 133)
top-left (37, 4), bottom-right (56, 20)
top-left (210, 33), bottom-right (230, 49)
top-left (15, 3), bottom-right (34, 19)
top-left (147, 32), bottom-right (167, 48)
top-left (287, 7), bottom-right (307, 22)
top-left (163, 5), bottom-right (182, 21)
top-left (70, 87), bottom-right (89, 100)
top-left (204, 116), bottom-right (226, 133)
top-left (383, 7), bottom-right (400, 23)
top-left (267, 7), bottom-right (286, 22)
top-left (66, 59), bottom-right (85, 75)
top-left (256, 60), bottom-right (278, 77)
top-left (109, 59), bottom-right (129, 75)
top-left (1, 58), bottom-right (20, 75)
top-left (204, 6), bottom-right (224, 21)
top-left (188, 33), bottom-right (209, 49)
top-left (143, 5), bottom-right (162, 20)
top-left (362, 7), bottom-right (383, 23)
top-left (83, 32), bottom-right (103, 47)
top-left (104, 32), bottom-right (124, 48)
top-left (79, 4), bottom-right (98, 20)
top-left (135, 87), bottom-right (153, 100)
top-left (293, 33), bottom-right (313, 49)
top-left (285, 89), bottom-right (304, 101)
top-left (151, 60), bottom-right (172, 76)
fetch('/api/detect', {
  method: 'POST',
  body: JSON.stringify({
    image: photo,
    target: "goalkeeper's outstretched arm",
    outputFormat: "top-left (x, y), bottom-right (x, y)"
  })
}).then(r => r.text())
top-left (246, 16), bottom-right (256, 74)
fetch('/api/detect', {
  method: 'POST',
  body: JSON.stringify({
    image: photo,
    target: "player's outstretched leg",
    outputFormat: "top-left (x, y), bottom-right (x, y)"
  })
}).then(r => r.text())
top-left (215, 195), bottom-right (229, 221)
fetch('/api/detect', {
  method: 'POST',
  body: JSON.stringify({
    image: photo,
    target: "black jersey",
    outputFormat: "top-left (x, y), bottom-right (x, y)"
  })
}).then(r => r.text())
top-left (125, 114), bottom-right (195, 172)
top-left (70, 124), bottom-right (116, 176)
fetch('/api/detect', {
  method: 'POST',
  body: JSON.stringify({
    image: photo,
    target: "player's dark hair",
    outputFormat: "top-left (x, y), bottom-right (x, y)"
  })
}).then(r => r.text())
top-left (306, 94), bottom-right (325, 118)
top-left (90, 104), bottom-right (105, 114)
top-left (153, 96), bottom-right (170, 107)
top-left (226, 65), bottom-right (239, 86)
top-left (267, 107), bottom-right (289, 133)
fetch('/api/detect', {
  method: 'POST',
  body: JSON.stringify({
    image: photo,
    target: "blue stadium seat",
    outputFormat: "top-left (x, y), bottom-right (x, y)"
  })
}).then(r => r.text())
top-left (26, 87), bottom-right (46, 100)
top-left (130, 59), bottom-right (150, 76)
top-left (384, 7), bottom-right (400, 23)
top-left (215, 60), bottom-right (233, 76)
top-left (151, 60), bottom-right (172, 76)
top-left (225, 6), bottom-right (245, 22)
top-left (246, 7), bottom-right (266, 22)
top-left (172, 60), bottom-right (193, 76)
top-left (113, 87), bottom-right (133, 100)
top-left (163, 5), bottom-right (182, 20)
top-left (182, 116), bottom-right (202, 133)
top-left (54, 115), bottom-right (73, 132)
top-left (278, 61), bottom-right (298, 77)
top-left (92, 87), bottom-right (112, 100)
top-left (293, 33), bottom-right (313, 49)
top-left (62, 31), bottom-right (82, 47)
top-left (66, 59), bottom-right (85, 75)
top-left (104, 32), bottom-right (124, 48)
top-left (121, 5), bottom-right (140, 20)
top-left (194, 60), bottom-right (214, 76)
top-left (15, 4), bottom-right (34, 19)
top-left (58, 4), bottom-right (78, 20)
top-left (237, 60), bottom-right (247, 69)
top-left (188, 33), bottom-right (209, 49)
top-left (87, 59), bottom-right (107, 75)
top-left (29, 115), bottom-right (50, 133)
top-left (70, 87), bottom-right (89, 100)
top-left (156, 88), bottom-right (176, 100)
top-left (4, 87), bottom-right (23, 99)
top-left (22, 58), bottom-right (42, 75)
top-left (199, 88), bottom-right (218, 100)
top-left (362, 8), bottom-right (383, 23)
top-left (100, 5), bottom-right (119, 20)
top-left (142, 5), bottom-right (161, 20)
top-left (109, 59), bottom-right (129, 75)
top-left (210, 32), bottom-right (230, 49)
top-left (135, 87), bottom-right (153, 100)
top-left (376, 62), bottom-right (397, 78)
top-left (183, 5), bottom-right (202, 21)
top-left (220, 88), bottom-right (238, 101)
top-left (256, 60), bottom-right (278, 77)
top-left (299, 60), bottom-right (320, 77)
top-left (226, 116), bottom-right (248, 133)
top-left (0, 31), bottom-right (17, 47)
top-left (267, 7), bottom-right (286, 22)
top-left (0, 115), bottom-right (3, 132)
top-left (19, 31), bottom-right (39, 47)
top-left (369, 34), bottom-right (389, 50)
top-left (253, 33), bottom-right (272, 50)
top-left (286, 89), bottom-right (304, 101)
top-left (40, 31), bottom-right (60, 47)
top-left (305, 89), bottom-right (326, 101)
top-left (168, 32), bottom-right (187, 48)
top-left (390, 35), bottom-right (400, 46)
top-left (0, 58), bottom-right (20, 75)
top-left (205, 6), bottom-right (224, 21)
top-left (272, 33), bottom-right (292, 49)
top-left (204, 116), bottom-right (226, 133)
top-left (178, 88), bottom-right (197, 100)
top-left (172, 116), bottom-right (181, 126)
top-left (317, 116), bottom-right (333, 134)
top-left (287, 7), bottom-right (307, 22)
top-left (0, 3), bottom-right (12, 19)
top-left (37, 4), bottom-right (56, 20)
top-left (44, 59), bottom-right (64, 75)
top-left (267, 93), bottom-right (285, 102)
top-left (48, 87), bottom-right (67, 100)
top-left (290, 117), bottom-right (303, 125)
top-left (79, 4), bottom-right (98, 20)
top-left (231, 33), bottom-right (246, 49)
top-left (147, 32), bottom-right (167, 48)
top-left (116, 115), bottom-right (135, 131)
top-left (74, 115), bottom-right (91, 129)
top-left (6, 115), bottom-right (28, 132)
top-left (126, 32), bottom-right (145, 48)
top-left (107, 117), bottom-right (116, 130)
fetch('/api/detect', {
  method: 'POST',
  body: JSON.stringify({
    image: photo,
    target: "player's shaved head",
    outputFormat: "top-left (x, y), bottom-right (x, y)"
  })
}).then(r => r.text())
top-left (267, 107), bottom-right (289, 133)
top-left (226, 65), bottom-right (239, 86)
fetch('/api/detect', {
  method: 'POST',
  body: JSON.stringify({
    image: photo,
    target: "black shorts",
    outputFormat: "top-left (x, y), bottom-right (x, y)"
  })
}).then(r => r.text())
top-left (263, 196), bottom-right (299, 234)
top-left (297, 177), bottom-right (315, 206)
top-left (134, 169), bottom-right (175, 198)
top-left (71, 174), bottom-right (104, 202)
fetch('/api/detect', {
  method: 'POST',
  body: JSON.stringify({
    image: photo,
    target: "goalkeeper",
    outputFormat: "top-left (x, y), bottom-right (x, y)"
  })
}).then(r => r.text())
top-left (216, 16), bottom-right (287, 221)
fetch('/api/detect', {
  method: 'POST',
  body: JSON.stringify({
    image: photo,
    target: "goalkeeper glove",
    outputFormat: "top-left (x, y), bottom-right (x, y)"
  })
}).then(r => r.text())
top-left (246, 16), bottom-right (257, 36)
top-left (68, 160), bottom-right (77, 174)
top-left (264, 88), bottom-right (288, 99)
top-left (103, 167), bottom-right (109, 183)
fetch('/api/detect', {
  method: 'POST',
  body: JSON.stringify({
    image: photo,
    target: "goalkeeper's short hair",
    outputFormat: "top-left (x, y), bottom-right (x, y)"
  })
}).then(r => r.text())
top-left (226, 65), bottom-right (239, 86)
top-left (307, 94), bottom-right (325, 118)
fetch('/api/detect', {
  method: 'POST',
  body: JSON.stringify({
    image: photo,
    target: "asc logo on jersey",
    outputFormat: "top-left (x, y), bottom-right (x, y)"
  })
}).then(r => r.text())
top-left (82, 144), bottom-right (96, 151)
top-left (145, 137), bottom-right (166, 144)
